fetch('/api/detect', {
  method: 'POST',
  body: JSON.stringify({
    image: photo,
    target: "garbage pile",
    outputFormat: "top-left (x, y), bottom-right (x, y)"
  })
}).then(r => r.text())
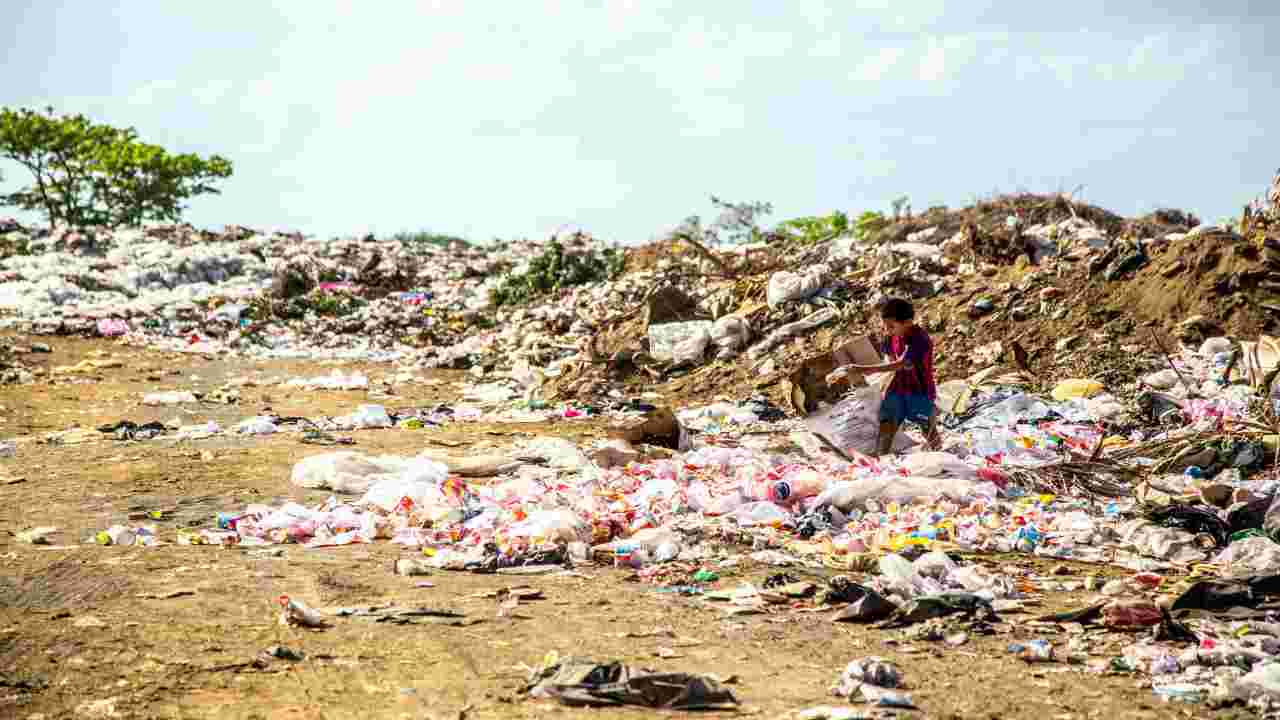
top-left (4, 192), bottom-right (1260, 405)
top-left (33, 312), bottom-right (1280, 711)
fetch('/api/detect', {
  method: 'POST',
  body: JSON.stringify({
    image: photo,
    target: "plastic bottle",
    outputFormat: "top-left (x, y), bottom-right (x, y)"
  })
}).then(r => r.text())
top-left (1011, 639), bottom-right (1054, 662)
top-left (769, 468), bottom-right (827, 505)
top-left (278, 595), bottom-right (327, 628)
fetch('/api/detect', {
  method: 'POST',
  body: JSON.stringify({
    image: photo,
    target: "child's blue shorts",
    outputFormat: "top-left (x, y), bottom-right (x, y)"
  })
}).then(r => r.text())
top-left (879, 393), bottom-right (935, 425)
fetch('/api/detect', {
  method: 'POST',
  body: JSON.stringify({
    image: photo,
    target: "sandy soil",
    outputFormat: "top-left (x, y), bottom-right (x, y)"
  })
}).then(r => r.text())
top-left (0, 337), bottom-right (1237, 719)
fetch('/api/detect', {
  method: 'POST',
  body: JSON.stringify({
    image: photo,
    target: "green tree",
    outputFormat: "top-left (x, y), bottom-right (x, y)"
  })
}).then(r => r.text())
top-left (0, 106), bottom-right (232, 228)
top-left (91, 140), bottom-right (233, 226)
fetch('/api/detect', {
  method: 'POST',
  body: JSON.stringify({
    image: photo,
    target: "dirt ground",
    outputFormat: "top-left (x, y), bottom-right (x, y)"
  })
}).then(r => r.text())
top-left (0, 337), bottom-right (1243, 719)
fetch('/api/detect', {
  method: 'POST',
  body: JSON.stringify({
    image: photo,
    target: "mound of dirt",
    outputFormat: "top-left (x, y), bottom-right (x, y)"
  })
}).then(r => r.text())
top-left (579, 195), bottom-right (1280, 412)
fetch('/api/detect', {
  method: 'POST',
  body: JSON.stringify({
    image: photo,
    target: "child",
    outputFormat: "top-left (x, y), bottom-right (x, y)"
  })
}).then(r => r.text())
top-left (829, 297), bottom-right (940, 456)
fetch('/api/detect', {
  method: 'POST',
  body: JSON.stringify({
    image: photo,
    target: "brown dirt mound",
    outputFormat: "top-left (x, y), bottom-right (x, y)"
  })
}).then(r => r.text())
top-left (589, 220), bottom-right (1280, 412)
top-left (871, 193), bottom-right (1131, 248)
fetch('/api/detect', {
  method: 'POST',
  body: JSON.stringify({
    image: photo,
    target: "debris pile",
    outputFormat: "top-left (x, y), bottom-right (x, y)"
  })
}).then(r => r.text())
top-left (15, 178), bottom-right (1280, 715)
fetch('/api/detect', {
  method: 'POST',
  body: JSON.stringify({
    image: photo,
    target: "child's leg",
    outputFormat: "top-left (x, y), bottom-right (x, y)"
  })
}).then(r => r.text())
top-left (924, 410), bottom-right (941, 450)
top-left (876, 393), bottom-right (905, 458)
top-left (875, 421), bottom-right (898, 457)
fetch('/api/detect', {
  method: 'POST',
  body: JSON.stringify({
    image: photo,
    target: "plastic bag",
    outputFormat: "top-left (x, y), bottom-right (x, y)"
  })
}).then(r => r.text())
top-left (1050, 378), bottom-right (1104, 401)
top-left (816, 475), bottom-right (996, 511)
top-left (501, 508), bottom-right (590, 546)
top-left (710, 315), bottom-right (751, 359)
top-left (336, 404), bottom-right (393, 429)
top-left (803, 386), bottom-right (913, 456)
top-left (912, 550), bottom-right (958, 580)
top-left (1200, 337), bottom-right (1232, 357)
top-left (877, 553), bottom-right (920, 596)
top-left (291, 452), bottom-right (445, 495)
top-left (1215, 536), bottom-right (1280, 577)
top-left (360, 477), bottom-right (447, 513)
top-left (725, 501), bottom-right (791, 527)
top-left (935, 380), bottom-right (973, 415)
top-left (896, 452), bottom-right (977, 480)
top-left (766, 264), bottom-right (828, 308)
top-left (235, 416), bottom-right (277, 435)
top-left (1141, 369), bottom-right (1180, 390)
top-left (672, 327), bottom-right (711, 366)
top-left (285, 370), bottom-right (369, 390)
top-left (648, 321), bottom-right (714, 362)
top-left (143, 390), bottom-right (198, 406)
top-left (1118, 518), bottom-right (1208, 563)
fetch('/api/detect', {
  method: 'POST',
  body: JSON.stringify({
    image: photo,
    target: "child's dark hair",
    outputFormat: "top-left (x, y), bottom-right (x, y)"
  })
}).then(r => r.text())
top-left (879, 297), bottom-right (915, 322)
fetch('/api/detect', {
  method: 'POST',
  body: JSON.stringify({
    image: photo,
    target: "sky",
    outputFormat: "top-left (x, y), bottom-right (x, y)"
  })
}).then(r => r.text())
top-left (1, 1), bottom-right (1278, 242)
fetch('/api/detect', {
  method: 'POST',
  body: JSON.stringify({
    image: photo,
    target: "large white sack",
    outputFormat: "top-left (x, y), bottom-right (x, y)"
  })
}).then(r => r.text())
top-left (897, 452), bottom-right (978, 480)
top-left (672, 326), bottom-right (711, 365)
top-left (816, 474), bottom-right (997, 511)
top-left (357, 457), bottom-right (450, 512)
top-left (290, 452), bottom-right (444, 495)
top-left (766, 264), bottom-right (828, 308)
top-left (1199, 337), bottom-right (1232, 357)
top-left (710, 315), bottom-right (751, 358)
top-left (803, 386), bottom-right (913, 456)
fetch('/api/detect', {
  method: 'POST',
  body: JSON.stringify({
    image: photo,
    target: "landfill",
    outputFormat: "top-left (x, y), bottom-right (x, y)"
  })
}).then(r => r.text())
top-left (8, 183), bottom-right (1280, 717)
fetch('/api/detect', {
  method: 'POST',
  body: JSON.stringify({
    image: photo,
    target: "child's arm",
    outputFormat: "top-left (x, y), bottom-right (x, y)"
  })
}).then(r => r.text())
top-left (826, 355), bottom-right (905, 384)
top-left (845, 358), bottom-right (906, 373)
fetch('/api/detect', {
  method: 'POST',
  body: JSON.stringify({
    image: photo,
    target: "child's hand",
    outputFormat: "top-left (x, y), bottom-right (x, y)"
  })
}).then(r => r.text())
top-left (826, 367), bottom-right (851, 386)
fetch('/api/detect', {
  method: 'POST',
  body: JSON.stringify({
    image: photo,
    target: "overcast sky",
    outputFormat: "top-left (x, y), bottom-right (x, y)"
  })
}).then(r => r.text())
top-left (2, 1), bottom-right (1277, 241)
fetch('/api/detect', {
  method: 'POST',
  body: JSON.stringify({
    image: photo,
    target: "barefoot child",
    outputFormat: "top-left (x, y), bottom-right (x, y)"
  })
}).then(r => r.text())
top-left (828, 297), bottom-right (940, 456)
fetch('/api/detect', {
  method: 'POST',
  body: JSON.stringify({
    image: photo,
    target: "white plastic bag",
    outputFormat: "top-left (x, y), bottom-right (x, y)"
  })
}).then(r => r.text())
top-left (1141, 369), bottom-right (1180, 390)
top-left (672, 326), bottom-right (711, 365)
top-left (648, 321), bottom-right (714, 362)
top-left (336, 404), bottom-right (393, 429)
top-left (1118, 518), bottom-right (1207, 564)
top-left (710, 315), bottom-right (751, 359)
top-left (1200, 337), bottom-right (1232, 357)
top-left (803, 386), bottom-right (913, 456)
top-left (290, 452), bottom-right (408, 494)
top-left (143, 390), bottom-right (198, 406)
top-left (1215, 536), bottom-right (1280, 577)
top-left (816, 475), bottom-right (996, 511)
top-left (360, 475), bottom-right (447, 513)
top-left (766, 264), bottom-right (828, 308)
top-left (234, 416), bottom-right (277, 435)
top-left (896, 452), bottom-right (977, 480)
top-left (502, 508), bottom-right (591, 545)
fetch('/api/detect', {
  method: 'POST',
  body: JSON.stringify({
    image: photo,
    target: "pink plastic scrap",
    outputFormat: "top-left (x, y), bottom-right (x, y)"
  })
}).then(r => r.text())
top-left (97, 318), bottom-right (130, 337)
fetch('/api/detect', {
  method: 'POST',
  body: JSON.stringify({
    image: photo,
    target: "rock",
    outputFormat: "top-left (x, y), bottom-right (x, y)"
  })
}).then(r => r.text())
top-left (30, 343), bottom-right (51, 353)
top-left (608, 407), bottom-right (679, 447)
top-left (591, 439), bottom-right (640, 469)
top-left (1199, 484), bottom-right (1234, 508)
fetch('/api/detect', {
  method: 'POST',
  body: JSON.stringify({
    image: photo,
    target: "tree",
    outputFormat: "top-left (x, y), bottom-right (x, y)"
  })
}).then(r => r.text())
top-left (0, 106), bottom-right (232, 228)
top-left (91, 140), bottom-right (233, 226)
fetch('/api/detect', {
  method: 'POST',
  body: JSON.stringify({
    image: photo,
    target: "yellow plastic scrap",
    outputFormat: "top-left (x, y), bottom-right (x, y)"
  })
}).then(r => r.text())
top-left (1051, 378), bottom-right (1104, 401)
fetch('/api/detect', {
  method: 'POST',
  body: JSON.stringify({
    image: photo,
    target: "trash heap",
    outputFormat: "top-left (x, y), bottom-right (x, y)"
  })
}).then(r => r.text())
top-left (44, 316), bottom-right (1280, 710)
top-left (8, 191), bottom-right (1275, 404)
